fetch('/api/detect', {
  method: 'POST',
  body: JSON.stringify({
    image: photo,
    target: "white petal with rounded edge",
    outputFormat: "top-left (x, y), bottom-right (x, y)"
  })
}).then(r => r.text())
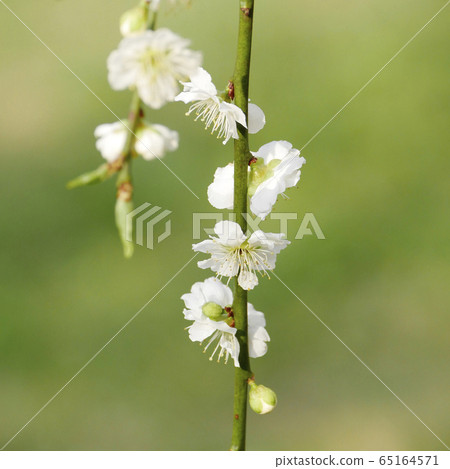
top-left (248, 103), bottom-right (266, 134)
top-left (207, 164), bottom-right (235, 210)
top-left (199, 277), bottom-right (233, 307)
top-left (214, 220), bottom-right (246, 246)
top-left (175, 67), bottom-right (217, 103)
top-left (238, 270), bottom-right (259, 290)
top-left (188, 321), bottom-right (216, 342)
top-left (251, 140), bottom-right (293, 164)
top-left (94, 122), bottom-right (127, 163)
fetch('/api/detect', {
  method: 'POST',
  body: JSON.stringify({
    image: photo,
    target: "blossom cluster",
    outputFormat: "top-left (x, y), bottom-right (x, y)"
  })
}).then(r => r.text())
top-left (73, 0), bottom-right (306, 381)
top-left (68, 0), bottom-right (202, 257)
top-left (103, 26), bottom-right (202, 162)
top-left (177, 60), bottom-right (306, 369)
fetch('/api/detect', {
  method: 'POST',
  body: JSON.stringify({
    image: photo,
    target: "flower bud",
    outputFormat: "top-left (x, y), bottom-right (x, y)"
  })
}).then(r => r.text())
top-left (115, 182), bottom-right (134, 258)
top-left (120, 4), bottom-right (149, 37)
top-left (202, 302), bottom-right (226, 321)
top-left (249, 381), bottom-right (277, 415)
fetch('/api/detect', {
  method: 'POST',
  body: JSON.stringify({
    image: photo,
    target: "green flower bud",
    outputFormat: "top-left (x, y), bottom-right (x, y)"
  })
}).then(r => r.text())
top-left (120, 4), bottom-right (149, 37)
top-left (249, 381), bottom-right (277, 415)
top-left (202, 302), bottom-right (226, 321)
top-left (115, 184), bottom-right (134, 259)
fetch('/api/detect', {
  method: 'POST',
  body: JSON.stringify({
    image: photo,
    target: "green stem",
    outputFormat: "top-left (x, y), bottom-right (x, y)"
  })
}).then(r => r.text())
top-left (113, 90), bottom-right (141, 258)
top-left (230, 0), bottom-right (255, 452)
top-left (122, 90), bottom-right (142, 161)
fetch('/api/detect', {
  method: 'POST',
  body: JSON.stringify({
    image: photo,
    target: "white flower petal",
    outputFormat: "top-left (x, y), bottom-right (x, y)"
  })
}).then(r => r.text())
top-left (94, 122), bottom-right (127, 163)
top-left (248, 303), bottom-right (267, 328)
top-left (248, 330), bottom-right (268, 358)
top-left (175, 67), bottom-right (217, 102)
top-left (252, 140), bottom-right (293, 164)
top-left (192, 239), bottom-right (217, 253)
top-left (207, 164), bottom-right (235, 210)
top-left (135, 124), bottom-right (179, 160)
top-left (200, 277), bottom-right (233, 307)
top-left (238, 270), bottom-right (259, 290)
top-left (197, 258), bottom-right (219, 272)
top-left (219, 333), bottom-right (240, 367)
top-left (188, 321), bottom-right (216, 342)
top-left (214, 220), bottom-right (246, 246)
top-left (248, 304), bottom-right (270, 358)
top-left (248, 103), bottom-right (266, 134)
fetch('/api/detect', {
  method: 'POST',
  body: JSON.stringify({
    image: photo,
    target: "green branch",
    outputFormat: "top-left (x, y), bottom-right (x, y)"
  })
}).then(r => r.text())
top-left (230, 0), bottom-right (255, 452)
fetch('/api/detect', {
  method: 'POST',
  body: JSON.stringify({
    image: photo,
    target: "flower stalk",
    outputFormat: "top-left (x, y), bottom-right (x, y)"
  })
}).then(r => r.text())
top-left (113, 90), bottom-right (142, 257)
top-left (230, 0), bottom-right (255, 451)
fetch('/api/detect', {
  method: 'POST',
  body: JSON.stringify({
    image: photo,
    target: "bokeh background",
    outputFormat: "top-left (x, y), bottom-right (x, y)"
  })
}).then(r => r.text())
top-left (0, 0), bottom-right (449, 451)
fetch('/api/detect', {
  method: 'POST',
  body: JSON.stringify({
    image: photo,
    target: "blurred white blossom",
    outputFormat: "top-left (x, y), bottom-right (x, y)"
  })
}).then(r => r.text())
top-left (108, 29), bottom-right (202, 109)
top-left (94, 121), bottom-right (178, 162)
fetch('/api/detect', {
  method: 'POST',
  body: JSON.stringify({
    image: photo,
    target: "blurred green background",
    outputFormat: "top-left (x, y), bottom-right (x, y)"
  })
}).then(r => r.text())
top-left (0, 0), bottom-right (449, 451)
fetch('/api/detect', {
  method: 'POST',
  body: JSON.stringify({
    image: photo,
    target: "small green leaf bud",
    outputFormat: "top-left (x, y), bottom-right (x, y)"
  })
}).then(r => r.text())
top-left (66, 164), bottom-right (111, 189)
top-left (202, 302), bottom-right (226, 321)
top-left (249, 381), bottom-right (277, 415)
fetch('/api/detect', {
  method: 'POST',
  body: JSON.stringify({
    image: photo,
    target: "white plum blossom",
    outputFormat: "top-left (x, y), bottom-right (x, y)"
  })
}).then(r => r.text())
top-left (108, 29), bottom-right (202, 109)
top-left (175, 68), bottom-right (244, 144)
top-left (174, 67), bottom-right (265, 144)
top-left (94, 121), bottom-right (178, 162)
top-left (181, 277), bottom-right (270, 366)
top-left (192, 221), bottom-right (289, 290)
top-left (249, 141), bottom-right (306, 220)
top-left (207, 140), bottom-right (305, 220)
